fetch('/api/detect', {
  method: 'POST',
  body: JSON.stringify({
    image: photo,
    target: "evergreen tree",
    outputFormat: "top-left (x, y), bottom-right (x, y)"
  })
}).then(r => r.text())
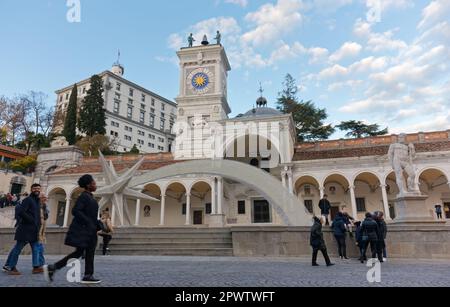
top-left (79, 75), bottom-right (106, 137)
top-left (277, 74), bottom-right (335, 142)
top-left (336, 120), bottom-right (388, 139)
top-left (130, 144), bottom-right (140, 154)
top-left (63, 84), bottom-right (78, 145)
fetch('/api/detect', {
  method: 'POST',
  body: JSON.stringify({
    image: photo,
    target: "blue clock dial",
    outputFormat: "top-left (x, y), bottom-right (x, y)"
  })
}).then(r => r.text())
top-left (191, 72), bottom-right (209, 90)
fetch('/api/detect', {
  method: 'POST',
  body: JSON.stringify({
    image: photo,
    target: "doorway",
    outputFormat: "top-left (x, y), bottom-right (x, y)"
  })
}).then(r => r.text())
top-left (330, 205), bottom-right (341, 221)
top-left (253, 200), bottom-right (271, 223)
top-left (193, 210), bottom-right (203, 225)
top-left (444, 203), bottom-right (450, 219)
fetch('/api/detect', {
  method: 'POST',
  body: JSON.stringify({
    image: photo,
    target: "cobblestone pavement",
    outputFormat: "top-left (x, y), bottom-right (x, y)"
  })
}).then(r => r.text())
top-left (1, 256), bottom-right (450, 287)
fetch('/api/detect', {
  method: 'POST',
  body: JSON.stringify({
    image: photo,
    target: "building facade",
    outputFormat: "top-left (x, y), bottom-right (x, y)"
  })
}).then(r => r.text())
top-left (53, 62), bottom-right (177, 154)
top-left (40, 44), bottom-right (450, 228)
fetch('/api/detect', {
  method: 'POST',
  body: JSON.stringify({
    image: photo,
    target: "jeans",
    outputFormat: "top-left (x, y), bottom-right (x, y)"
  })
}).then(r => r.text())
top-left (101, 235), bottom-right (112, 255)
top-left (54, 245), bottom-right (97, 277)
top-left (334, 235), bottom-right (347, 258)
top-left (36, 243), bottom-right (46, 267)
top-left (5, 241), bottom-right (40, 269)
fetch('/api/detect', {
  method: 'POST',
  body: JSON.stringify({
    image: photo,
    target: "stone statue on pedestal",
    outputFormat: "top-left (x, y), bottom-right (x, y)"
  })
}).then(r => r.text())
top-left (388, 135), bottom-right (420, 196)
top-left (51, 136), bottom-right (69, 148)
top-left (215, 31), bottom-right (221, 45)
top-left (188, 33), bottom-right (195, 48)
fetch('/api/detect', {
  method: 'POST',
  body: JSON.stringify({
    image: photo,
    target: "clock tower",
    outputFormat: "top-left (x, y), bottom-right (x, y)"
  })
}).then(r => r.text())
top-left (175, 44), bottom-right (231, 123)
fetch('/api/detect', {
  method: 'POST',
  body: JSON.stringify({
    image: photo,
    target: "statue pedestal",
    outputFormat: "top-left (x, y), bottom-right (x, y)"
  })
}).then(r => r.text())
top-left (209, 214), bottom-right (226, 228)
top-left (394, 194), bottom-right (446, 225)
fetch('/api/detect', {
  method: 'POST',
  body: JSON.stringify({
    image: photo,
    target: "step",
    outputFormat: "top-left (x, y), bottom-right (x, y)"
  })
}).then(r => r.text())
top-left (98, 248), bottom-right (234, 257)
top-left (111, 234), bottom-right (232, 240)
top-left (112, 228), bottom-right (232, 234)
top-left (107, 238), bottom-right (232, 244)
top-left (102, 242), bottom-right (232, 249)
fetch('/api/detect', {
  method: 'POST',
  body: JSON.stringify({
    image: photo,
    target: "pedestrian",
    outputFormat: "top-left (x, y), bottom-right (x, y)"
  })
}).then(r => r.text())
top-left (98, 209), bottom-right (114, 256)
top-left (37, 193), bottom-right (50, 269)
top-left (0, 194), bottom-right (6, 208)
top-left (331, 212), bottom-right (348, 260)
top-left (354, 221), bottom-right (366, 262)
top-left (44, 175), bottom-right (103, 284)
top-left (375, 211), bottom-right (388, 262)
top-left (2, 184), bottom-right (42, 275)
top-left (342, 211), bottom-right (355, 238)
top-left (310, 216), bottom-right (334, 267)
top-left (435, 204), bottom-right (443, 220)
top-left (361, 213), bottom-right (383, 263)
top-left (318, 194), bottom-right (332, 226)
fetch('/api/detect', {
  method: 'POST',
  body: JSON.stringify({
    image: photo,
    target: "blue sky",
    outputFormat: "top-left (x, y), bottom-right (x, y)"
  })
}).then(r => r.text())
top-left (1, 0), bottom-right (449, 136)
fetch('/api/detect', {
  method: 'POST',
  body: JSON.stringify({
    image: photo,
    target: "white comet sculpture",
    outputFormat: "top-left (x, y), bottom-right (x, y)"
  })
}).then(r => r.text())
top-left (95, 152), bottom-right (158, 226)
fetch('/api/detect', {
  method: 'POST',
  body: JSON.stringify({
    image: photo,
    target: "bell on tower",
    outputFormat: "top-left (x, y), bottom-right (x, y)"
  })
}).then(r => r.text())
top-left (111, 49), bottom-right (124, 77)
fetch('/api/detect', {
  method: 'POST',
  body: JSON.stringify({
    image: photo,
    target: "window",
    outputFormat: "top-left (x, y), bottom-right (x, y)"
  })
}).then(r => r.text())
top-left (116, 82), bottom-right (121, 91)
top-left (150, 115), bottom-right (155, 128)
top-left (304, 185), bottom-right (311, 196)
top-left (59, 95), bottom-right (63, 102)
top-left (65, 93), bottom-right (69, 100)
top-left (158, 137), bottom-right (165, 143)
top-left (158, 146), bottom-right (164, 151)
top-left (138, 130), bottom-right (145, 136)
top-left (238, 201), bottom-right (246, 215)
top-left (128, 98), bottom-right (133, 105)
top-left (127, 106), bottom-right (133, 119)
top-left (125, 126), bottom-right (133, 132)
top-left (205, 203), bottom-right (212, 215)
top-left (253, 200), bottom-right (271, 223)
top-left (141, 94), bottom-right (146, 102)
top-left (141, 104), bottom-right (146, 110)
top-left (113, 101), bottom-right (120, 113)
top-left (138, 139), bottom-right (144, 145)
top-left (83, 87), bottom-right (86, 94)
top-left (182, 203), bottom-right (186, 215)
top-left (356, 198), bottom-right (367, 212)
top-left (140, 111), bottom-right (145, 124)
top-left (110, 121), bottom-right (119, 128)
top-left (129, 88), bottom-right (134, 96)
top-left (115, 92), bottom-right (121, 100)
top-left (161, 112), bottom-right (165, 118)
top-left (161, 103), bottom-right (165, 111)
top-left (148, 143), bottom-right (155, 148)
top-left (304, 200), bottom-right (314, 214)
top-left (124, 135), bottom-right (132, 141)
top-left (150, 108), bottom-right (155, 114)
top-left (160, 119), bottom-right (165, 131)
top-left (151, 98), bottom-right (155, 106)
top-left (148, 134), bottom-right (155, 139)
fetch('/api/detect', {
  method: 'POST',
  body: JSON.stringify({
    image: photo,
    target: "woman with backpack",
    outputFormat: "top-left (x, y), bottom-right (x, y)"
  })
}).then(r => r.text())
top-left (98, 209), bottom-right (114, 256)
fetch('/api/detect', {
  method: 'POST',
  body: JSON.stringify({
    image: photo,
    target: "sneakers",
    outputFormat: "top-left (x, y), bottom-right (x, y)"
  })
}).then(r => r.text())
top-left (312, 263), bottom-right (320, 267)
top-left (327, 263), bottom-right (335, 267)
top-left (44, 264), bottom-right (55, 282)
top-left (8, 268), bottom-right (21, 276)
top-left (81, 275), bottom-right (102, 284)
top-left (32, 267), bottom-right (44, 274)
top-left (2, 266), bottom-right (12, 273)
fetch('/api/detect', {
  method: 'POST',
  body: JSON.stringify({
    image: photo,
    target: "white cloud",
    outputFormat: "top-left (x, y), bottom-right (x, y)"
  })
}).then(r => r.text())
top-left (224, 0), bottom-right (248, 8)
top-left (329, 42), bottom-right (362, 62)
top-left (319, 64), bottom-right (348, 79)
top-left (242, 0), bottom-right (304, 46)
top-left (418, 0), bottom-right (450, 30)
top-left (168, 33), bottom-right (183, 50)
top-left (366, 30), bottom-right (408, 52)
top-left (308, 47), bottom-right (329, 64)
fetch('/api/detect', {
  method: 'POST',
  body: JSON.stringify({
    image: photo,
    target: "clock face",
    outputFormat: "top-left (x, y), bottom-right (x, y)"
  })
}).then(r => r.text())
top-left (187, 68), bottom-right (214, 95)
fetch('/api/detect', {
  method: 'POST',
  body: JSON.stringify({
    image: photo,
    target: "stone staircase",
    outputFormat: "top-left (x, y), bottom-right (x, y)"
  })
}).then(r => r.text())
top-left (99, 228), bottom-right (234, 256)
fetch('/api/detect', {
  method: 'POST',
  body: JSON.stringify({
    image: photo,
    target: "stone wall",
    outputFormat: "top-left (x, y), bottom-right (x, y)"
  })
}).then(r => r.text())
top-left (231, 225), bottom-right (450, 260)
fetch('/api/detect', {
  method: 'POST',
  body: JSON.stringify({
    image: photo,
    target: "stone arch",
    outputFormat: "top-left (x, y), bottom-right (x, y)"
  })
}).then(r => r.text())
top-left (47, 187), bottom-right (67, 226)
top-left (143, 183), bottom-right (163, 198)
top-left (47, 185), bottom-right (69, 197)
top-left (130, 160), bottom-right (312, 226)
top-left (417, 168), bottom-right (449, 193)
top-left (322, 173), bottom-right (351, 190)
top-left (294, 175), bottom-right (321, 194)
top-left (417, 167), bottom-right (449, 185)
top-left (352, 170), bottom-right (382, 186)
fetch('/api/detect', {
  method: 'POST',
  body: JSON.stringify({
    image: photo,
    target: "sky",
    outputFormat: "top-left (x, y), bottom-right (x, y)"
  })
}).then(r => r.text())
top-left (0, 0), bottom-right (449, 137)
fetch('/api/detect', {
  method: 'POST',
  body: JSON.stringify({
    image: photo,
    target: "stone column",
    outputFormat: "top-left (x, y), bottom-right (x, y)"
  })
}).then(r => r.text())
top-left (218, 178), bottom-right (223, 215)
top-left (287, 169), bottom-right (294, 195)
top-left (135, 199), bottom-right (141, 226)
top-left (185, 193), bottom-right (191, 225)
top-left (160, 194), bottom-right (166, 226)
top-left (319, 187), bottom-right (325, 200)
top-left (381, 185), bottom-right (392, 221)
top-left (281, 171), bottom-right (287, 188)
top-left (211, 178), bottom-right (217, 215)
top-left (63, 198), bottom-right (71, 227)
top-left (349, 186), bottom-right (358, 219)
top-left (111, 204), bottom-right (116, 226)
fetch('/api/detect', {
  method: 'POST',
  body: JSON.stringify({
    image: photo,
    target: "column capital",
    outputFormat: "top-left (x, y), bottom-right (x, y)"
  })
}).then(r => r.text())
top-left (380, 184), bottom-right (388, 188)
top-left (349, 185), bottom-right (356, 190)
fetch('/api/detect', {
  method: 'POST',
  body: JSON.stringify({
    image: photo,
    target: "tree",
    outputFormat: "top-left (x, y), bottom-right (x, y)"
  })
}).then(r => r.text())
top-left (9, 156), bottom-right (38, 173)
top-left (336, 120), bottom-right (389, 139)
top-left (76, 134), bottom-right (117, 157)
top-left (277, 74), bottom-right (335, 142)
top-left (79, 75), bottom-right (106, 137)
top-left (130, 144), bottom-right (140, 154)
top-left (63, 84), bottom-right (78, 145)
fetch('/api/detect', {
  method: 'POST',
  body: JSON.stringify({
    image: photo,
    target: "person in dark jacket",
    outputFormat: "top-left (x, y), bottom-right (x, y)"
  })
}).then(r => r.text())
top-left (360, 213), bottom-right (383, 263)
top-left (375, 211), bottom-right (388, 261)
top-left (318, 195), bottom-right (332, 226)
top-left (45, 175), bottom-right (103, 284)
top-left (2, 184), bottom-right (42, 275)
top-left (354, 221), bottom-right (365, 262)
top-left (310, 216), bottom-right (334, 267)
top-left (331, 212), bottom-right (348, 259)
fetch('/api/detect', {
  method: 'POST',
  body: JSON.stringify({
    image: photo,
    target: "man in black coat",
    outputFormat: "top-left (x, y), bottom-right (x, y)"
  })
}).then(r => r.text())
top-left (310, 216), bottom-right (334, 267)
top-left (45, 175), bottom-right (103, 284)
top-left (360, 213), bottom-right (383, 263)
top-left (318, 195), bottom-right (332, 226)
top-left (2, 184), bottom-right (42, 275)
